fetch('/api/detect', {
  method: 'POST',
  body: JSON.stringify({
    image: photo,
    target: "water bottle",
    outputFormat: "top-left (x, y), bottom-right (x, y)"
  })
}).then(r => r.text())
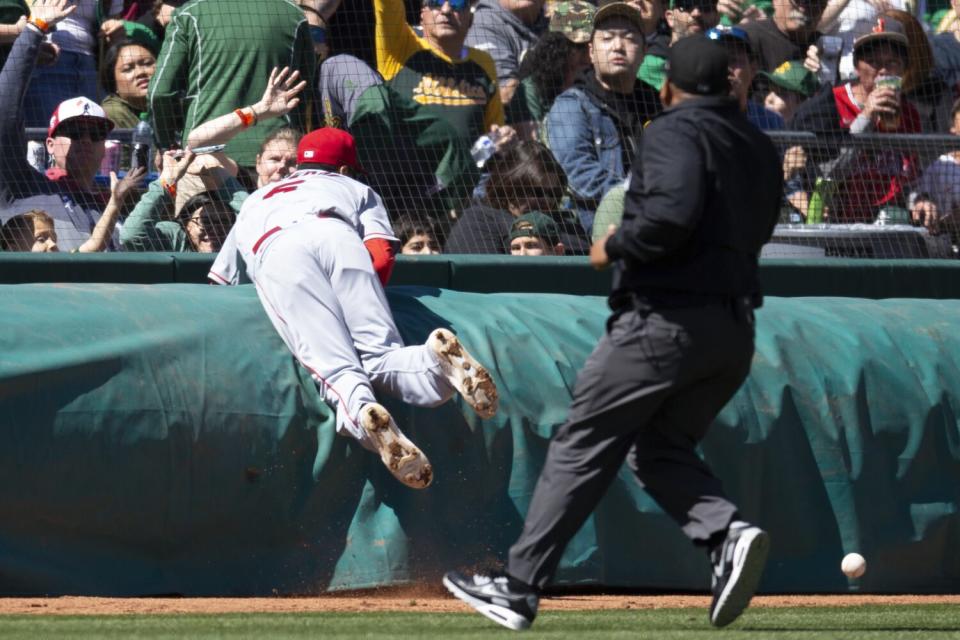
top-left (470, 129), bottom-right (502, 168)
top-left (131, 112), bottom-right (153, 172)
top-left (806, 177), bottom-right (835, 224)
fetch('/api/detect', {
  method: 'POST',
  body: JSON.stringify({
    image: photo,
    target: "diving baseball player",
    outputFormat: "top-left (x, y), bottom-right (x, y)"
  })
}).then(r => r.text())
top-left (227, 128), bottom-right (498, 489)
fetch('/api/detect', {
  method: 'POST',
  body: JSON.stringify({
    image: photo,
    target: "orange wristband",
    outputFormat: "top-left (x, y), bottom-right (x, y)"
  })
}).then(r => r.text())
top-left (234, 107), bottom-right (255, 129)
top-left (160, 179), bottom-right (177, 198)
top-left (28, 16), bottom-right (50, 33)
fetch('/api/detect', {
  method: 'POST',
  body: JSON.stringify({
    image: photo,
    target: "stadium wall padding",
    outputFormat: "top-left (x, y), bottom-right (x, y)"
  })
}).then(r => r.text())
top-left (1, 283), bottom-right (958, 595)
top-left (3, 253), bottom-right (960, 298)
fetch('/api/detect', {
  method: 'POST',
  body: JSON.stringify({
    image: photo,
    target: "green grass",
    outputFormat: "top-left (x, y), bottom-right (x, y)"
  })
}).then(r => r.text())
top-left (0, 605), bottom-right (959, 639)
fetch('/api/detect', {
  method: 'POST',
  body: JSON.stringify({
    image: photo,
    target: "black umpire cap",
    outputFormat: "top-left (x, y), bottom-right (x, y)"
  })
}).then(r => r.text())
top-left (666, 35), bottom-right (730, 96)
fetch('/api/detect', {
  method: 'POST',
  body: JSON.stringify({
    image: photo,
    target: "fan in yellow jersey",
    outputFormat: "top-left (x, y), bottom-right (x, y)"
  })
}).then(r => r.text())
top-left (374, 0), bottom-right (515, 146)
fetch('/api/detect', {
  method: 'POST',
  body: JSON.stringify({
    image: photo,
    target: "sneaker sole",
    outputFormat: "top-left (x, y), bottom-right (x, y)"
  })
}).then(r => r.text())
top-left (430, 329), bottom-right (499, 419)
top-left (443, 575), bottom-right (532, 631)
top-left (710, 528), bottom-right (770, 628)
top-left (360, 403), bottom-right (433, 489)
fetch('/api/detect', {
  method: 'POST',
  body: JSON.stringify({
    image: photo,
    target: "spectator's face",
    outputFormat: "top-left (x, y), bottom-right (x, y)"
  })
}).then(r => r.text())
top-left (421, 0), bottom-right (471, 43)
top-left (46, 120), bottom-right (107, 180)
top-left (510, 235), bottom-right (550, 255)
top-left (402, 233), bottom-right (441, 254)
top-left (855, 44), bottom-right (906, 94)
top-left (727, 46), bottom-right (755, 104)
top-left (773, 0), bottom-right (826, 35)
top-left (590, 18), bottom-right (644, 81)
top-left (764, 86), bottom-right (803, 122)
top-left (666, 0), bottom-right (719, 38)
top-left (951, 111), bottom-right (960, 136)
top-left (183, 208), bottom-right (229, 253)
top-left (114, 44), bottom-right (157, 104)
top-left (28, 219), bottom-right (59, 252)
top-left (6, 218), bottom-right (59, 252)
top-left (256, 139), bottom-right (298, 187)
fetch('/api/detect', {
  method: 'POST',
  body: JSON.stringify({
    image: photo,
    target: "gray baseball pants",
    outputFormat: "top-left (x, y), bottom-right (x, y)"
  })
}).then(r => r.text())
top-left (508, 297), bottom-right (756, 589)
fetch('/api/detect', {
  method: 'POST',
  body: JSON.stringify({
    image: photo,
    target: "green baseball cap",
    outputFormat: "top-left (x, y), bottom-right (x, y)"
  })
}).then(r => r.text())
top-left (120, 21), bottom-right (161, 56)
top-left (509, 211), bottom-right (561, 244)
top-left (549, 0), bottom-right (596, 44)
top-left (594, 0), bottom-right (644, 33)
top-left (759, 61), bottom-right (818, 98)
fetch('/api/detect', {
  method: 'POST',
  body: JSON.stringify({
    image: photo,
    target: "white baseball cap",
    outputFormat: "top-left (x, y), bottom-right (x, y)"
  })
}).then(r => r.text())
top-left (47, 96), bottom-right (115, 138)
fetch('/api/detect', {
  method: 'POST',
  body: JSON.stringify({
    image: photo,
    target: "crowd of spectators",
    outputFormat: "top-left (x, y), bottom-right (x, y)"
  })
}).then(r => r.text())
top-left (1, 0), bottom-right (960, 257)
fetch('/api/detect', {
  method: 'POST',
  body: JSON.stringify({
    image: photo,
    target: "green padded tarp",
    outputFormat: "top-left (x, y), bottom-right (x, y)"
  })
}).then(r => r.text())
top-left (0, 283), bottom-right (958, 595)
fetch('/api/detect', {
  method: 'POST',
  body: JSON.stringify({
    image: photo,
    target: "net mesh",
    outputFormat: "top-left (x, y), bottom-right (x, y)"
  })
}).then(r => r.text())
top-left (0, 0), bottom-right (957, 260)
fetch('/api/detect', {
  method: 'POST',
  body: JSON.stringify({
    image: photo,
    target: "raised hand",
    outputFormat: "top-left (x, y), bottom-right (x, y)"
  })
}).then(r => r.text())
top-left (30, 0), bottom-right (77, 27)
top-left (110, 166), bottom-right (147, 204)
top-left (253, 67), bottom-right (308, 121)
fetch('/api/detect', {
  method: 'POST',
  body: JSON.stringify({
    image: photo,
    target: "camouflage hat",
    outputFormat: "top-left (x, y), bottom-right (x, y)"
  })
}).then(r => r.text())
top-left (549, 0), bottom-right (596, 44)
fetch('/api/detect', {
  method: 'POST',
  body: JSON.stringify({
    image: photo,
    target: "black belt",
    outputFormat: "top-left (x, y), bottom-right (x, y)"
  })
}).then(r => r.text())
top-left (612, 290), bottom-right (761, 311)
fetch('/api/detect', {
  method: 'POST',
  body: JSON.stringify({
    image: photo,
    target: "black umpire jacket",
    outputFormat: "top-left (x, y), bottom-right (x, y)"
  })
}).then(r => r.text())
top-left (604, 95), bottom-right (782, 306)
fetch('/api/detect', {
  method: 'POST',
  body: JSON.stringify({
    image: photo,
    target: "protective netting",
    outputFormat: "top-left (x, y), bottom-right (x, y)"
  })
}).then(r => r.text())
top-left (0, 0), bottom-right (958, 260)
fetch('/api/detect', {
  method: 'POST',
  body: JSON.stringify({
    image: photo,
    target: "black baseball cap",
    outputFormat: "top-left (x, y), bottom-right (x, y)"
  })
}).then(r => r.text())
top-left (666, 34), bottom-right (730, 96)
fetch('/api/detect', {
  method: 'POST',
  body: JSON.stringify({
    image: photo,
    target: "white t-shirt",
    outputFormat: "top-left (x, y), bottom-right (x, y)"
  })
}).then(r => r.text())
top-left (49, 0), bottom-right (124, 56)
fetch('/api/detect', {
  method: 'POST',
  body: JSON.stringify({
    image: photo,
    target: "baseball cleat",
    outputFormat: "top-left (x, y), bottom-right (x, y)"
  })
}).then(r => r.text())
top-left (359, 403), bottom-right (433, 489)
top-left (443, 570), bottom-right (538, 631)
top-left (709, 521), bottom-right (770, 628)
top-left (428, 328), bottom-right (499, 419)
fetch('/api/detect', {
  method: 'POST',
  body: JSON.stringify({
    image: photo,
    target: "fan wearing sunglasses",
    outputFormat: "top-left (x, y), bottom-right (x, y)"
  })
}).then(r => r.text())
top-left (741, 0), bottom-right (827, 74)
top-left (0, 0), bottom-right (142, 252)
top-left (374, 0), bottom-right (513, 149)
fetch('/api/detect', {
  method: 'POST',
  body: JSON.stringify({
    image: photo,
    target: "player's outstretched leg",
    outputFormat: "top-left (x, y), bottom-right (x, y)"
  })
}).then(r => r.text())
top-left (359, 403), bottom-right (433, 489)
top-left (443, 570), bottom-right (538, 631)
top-left (428, 328), bottom-right (499, 419)
top-left (709, 520), bottom-right (770, 627)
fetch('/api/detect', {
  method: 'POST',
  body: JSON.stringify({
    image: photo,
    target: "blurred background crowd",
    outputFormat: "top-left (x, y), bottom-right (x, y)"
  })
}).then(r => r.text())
top-left (1, 0), bottom-right (959, 258)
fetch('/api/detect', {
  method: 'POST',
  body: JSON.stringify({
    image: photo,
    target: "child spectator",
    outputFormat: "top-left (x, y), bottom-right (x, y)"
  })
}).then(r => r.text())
top-left (1, 209), bottom-right (58, 251)
top-left (910, 98), bottom-right (960, 234)
top-left (444, 140), bottom-right (589, 254)
top-left (395, 215), bottom-right (442, 254)
top-left (508, 210), bottom-right (565, 255)
top-left (760, 60), bottom-right (818, 124)
top-left (1, 166), bottom-right (143, 252)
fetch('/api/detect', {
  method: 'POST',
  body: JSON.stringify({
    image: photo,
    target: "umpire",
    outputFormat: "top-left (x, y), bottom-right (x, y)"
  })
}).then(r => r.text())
top-left (444, 34), bottom-right (783, 631)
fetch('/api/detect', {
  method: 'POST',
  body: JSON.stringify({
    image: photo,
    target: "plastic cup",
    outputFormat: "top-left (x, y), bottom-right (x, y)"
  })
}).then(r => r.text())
top-left (874, 74), bottom-right (902, 129)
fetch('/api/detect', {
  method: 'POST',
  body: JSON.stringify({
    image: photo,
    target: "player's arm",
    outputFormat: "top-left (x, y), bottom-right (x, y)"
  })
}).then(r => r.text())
top-left (359, 187), bottom-right (399, 285)
top-left (364, 237), bottom-right (397, 286)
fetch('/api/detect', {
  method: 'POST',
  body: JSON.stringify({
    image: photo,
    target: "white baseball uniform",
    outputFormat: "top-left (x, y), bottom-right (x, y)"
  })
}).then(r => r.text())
top-left (229, 169), bottom-right (456, 448)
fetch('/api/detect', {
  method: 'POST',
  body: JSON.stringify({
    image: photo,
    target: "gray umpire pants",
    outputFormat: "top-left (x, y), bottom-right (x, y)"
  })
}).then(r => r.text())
top-left (508, 296), bottom-right (756, 590)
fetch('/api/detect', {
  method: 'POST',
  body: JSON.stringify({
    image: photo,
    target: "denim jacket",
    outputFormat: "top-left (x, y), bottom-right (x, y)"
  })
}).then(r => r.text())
top-left (543, 75), bottom-right (659, 233)
top-left (544, 87), bottom-right (623, 232)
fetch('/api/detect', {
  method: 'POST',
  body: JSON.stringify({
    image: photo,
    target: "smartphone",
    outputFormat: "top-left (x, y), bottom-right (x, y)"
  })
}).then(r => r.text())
top-left (191, 144), bottom-right (227, 155)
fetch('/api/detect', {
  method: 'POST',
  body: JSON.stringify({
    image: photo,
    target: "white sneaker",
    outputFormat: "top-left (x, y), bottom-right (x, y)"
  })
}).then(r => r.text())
top-left (428, 328), bottom-right (499, 419)
top-left (360, 403), bottom-right (433, 489)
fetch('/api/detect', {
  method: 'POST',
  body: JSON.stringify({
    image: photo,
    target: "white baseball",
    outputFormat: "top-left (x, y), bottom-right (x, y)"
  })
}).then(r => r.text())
top-left (841, 553), bottom-right (866, 578)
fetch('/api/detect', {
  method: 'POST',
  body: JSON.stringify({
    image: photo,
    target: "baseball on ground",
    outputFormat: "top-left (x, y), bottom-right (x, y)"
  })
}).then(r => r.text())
top-left (841, 553), bottom-right (866, 578)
